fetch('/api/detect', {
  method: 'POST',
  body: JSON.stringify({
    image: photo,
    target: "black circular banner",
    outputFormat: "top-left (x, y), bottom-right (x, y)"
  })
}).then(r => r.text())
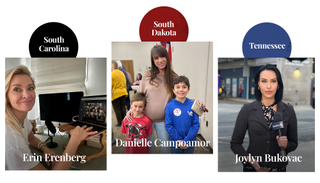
top-left (29, 22), bottom-right (78, 57)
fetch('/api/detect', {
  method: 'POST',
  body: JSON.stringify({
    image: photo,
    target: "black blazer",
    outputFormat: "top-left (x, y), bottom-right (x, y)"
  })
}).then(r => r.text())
top-left (230, 100), bottom-right (298, 168)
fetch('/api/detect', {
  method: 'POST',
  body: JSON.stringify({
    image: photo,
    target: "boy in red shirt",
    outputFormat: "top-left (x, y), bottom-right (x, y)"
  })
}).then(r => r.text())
top-left (120, 92), bottom-right (152, 153)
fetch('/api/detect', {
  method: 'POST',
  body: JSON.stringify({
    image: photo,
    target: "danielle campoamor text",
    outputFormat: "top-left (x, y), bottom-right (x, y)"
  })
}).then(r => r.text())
top-left (115, 138), bottom-right (210, 149)
top-left (235, 153), bottom-right (302, 164)
top-left (23, 153), bottom-right (86, 164)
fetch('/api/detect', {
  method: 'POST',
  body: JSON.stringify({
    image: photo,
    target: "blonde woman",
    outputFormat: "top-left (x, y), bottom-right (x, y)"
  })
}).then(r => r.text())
top-left (5, 65), bottom-right (97, 170)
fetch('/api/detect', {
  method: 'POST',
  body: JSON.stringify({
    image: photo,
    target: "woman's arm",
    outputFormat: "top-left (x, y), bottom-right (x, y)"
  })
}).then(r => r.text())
top-left (29, 126), bottom-right (98, 170)
top-left (246, 157), bottom-right (270, 172)
top-left (29, 134), bottom-right (82, 170)
top-left (275, 105), bottom-right (298, 152)
top-left (124, 72), bottom-right (147, 121)
top-left (230, 104), bottom-right (249, 157)
top-left (28, 131), bottom-right (52, 152)
top-left (230, 104), bottom-right (271, 172)
top-left (284, 105), bottom-right (298, 153)
top-left (28, 132), bottom-right (58, 166)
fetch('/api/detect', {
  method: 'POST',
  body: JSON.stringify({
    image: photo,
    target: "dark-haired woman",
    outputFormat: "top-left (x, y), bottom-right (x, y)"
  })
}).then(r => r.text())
top-left (230, 64), bottom-right (297, 172)
top-left (133, 73), bottom-right (142, 86)
top-left (135, 45), bottom-right (178, 154)
top-left (126, 45), bottom-right (205, 154)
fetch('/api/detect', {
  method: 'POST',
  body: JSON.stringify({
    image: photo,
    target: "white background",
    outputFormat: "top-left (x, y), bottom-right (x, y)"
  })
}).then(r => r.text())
top-left (1, 0), bottom-right (318, 181)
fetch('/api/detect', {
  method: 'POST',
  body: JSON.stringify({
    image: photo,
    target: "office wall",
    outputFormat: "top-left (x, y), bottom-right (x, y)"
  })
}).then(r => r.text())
top-left (5, 58), bottom-right (31, 72)
top-left (112, 42), bottom-right (155, 78)
top-left (86, 58), bottom-right (107, 96)
top-left (202, 42), bottom-right (213, 148)
top-left (171, 42), bottom-right (214, 148)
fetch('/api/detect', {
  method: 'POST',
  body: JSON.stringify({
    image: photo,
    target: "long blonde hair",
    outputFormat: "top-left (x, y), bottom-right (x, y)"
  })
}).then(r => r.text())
top-left (5, 65), bottom-right (36, 136)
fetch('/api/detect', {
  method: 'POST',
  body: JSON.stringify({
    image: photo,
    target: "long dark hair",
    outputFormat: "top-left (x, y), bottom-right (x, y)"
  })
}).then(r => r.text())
top-left (136, 73), bottom-right (142, 80)
top-left (254, 64), bottom-right (283, 104)
top-left (149, 45), bottom-right (176, 97)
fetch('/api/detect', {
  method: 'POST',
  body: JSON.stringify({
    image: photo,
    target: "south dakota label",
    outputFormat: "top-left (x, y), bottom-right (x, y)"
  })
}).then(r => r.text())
top-left (140, 6), bottom-right (188, 41)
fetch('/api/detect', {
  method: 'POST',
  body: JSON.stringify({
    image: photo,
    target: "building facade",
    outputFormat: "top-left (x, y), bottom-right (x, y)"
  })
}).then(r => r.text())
top-left (218, 58), bottom-right (314, 105)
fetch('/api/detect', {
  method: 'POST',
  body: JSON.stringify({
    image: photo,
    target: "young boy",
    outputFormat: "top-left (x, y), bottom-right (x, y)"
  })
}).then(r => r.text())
top-left (165, 76), bottom-right (200, 154)
top-left (120, 92), bottom-right (152, 154)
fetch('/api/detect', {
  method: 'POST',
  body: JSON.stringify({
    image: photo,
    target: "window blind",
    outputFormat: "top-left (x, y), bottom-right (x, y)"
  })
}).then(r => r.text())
top-left (31, 58), bottom-right (87, 94)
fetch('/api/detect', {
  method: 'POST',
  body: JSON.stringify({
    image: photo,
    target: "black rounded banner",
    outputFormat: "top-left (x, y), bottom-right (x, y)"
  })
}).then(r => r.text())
top-left (29, 22), bottom-right (78, 57)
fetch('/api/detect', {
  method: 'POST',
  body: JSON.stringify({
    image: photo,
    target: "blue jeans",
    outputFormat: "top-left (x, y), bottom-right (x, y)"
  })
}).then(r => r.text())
top-left (170, 147), bottom-right (195, 154)
top-left (147, 122), bottom-right (169, 154)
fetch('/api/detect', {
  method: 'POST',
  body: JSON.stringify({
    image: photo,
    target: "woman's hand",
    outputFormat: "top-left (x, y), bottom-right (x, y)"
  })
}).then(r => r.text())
top-left (250, 159), bottom-right (270, 172)
top-left (276, 135), bottom-right (288, 149)
top-left (133, 81), bottom-right (140, 85)
top-left (69, 125), bottom-right (98, 144)
top-left (246, 156), bottom-right (270, 172)
top-left (125, 109), bottom-right (133, 122)
top-left (42, 149), bottom-right (58, 166)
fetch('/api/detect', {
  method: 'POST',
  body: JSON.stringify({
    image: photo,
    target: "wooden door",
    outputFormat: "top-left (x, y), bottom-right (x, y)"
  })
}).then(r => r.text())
top-left (121, 60), bottom-right (134, 86)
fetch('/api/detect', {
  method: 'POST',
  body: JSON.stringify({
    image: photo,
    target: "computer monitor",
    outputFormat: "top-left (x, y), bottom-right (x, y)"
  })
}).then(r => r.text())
top-left (78, 95), bottom-right (106, 125)
top-left (39, 91), bottom-right (84, 124)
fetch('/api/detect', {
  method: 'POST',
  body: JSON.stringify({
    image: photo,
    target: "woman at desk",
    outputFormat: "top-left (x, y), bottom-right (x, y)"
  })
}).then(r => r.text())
top-left (133, 73), bottom-right (142, 85)
top-left (5, 65), bottom-right (98, 170)
top-left (230, 64), bottom-right (298, 172)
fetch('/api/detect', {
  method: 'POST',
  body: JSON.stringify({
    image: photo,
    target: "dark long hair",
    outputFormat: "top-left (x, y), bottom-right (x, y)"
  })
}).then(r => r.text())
top-left (149, 45), bottom-right (177, 98)
top-left (136, 73), bottom-right (142, 80)
top-left (254, 64), bottom-right (283, 104)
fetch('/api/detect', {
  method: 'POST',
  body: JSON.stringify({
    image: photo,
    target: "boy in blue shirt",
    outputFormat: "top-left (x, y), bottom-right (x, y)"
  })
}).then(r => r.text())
top-left (165, 76), bottom-right (200, 154)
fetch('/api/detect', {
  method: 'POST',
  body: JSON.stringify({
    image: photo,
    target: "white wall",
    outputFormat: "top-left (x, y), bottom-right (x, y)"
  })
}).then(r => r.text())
top-left (5, 58), bottom-right (31, 72)
top-left (171, 42), bottom-right (210, 101)
top-left (112, 42), bottom-right (155, 78)
top-left (202, 42), bottom-right (213, 148)
top-left (86, 58), bottom-right (107, 96)
top-left (112, 42), bottom-right (213, 147)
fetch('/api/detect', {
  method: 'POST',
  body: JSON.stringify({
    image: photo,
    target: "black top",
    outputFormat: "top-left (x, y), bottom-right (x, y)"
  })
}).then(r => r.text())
top-left (230, 100), bottom-right (298, 168)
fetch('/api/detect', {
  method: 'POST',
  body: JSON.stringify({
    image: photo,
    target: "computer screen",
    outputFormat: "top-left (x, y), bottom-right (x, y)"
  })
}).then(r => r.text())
top-left (39, 91), bottom-right (84, 123)
top-left (78, 95), bottom-right (106, 124)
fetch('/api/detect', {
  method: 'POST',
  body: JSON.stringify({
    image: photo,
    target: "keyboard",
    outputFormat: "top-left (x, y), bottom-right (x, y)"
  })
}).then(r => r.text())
top-left (70, 121), bottom-right (106, 132)
top-left (34, 134), bottom-right (49, 142)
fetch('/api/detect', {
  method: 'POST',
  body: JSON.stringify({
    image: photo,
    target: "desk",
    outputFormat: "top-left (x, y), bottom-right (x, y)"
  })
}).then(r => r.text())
top-left (30, 127), bottom-right (106, 170)
top-left (131, 85), bottom-right (139, 91)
